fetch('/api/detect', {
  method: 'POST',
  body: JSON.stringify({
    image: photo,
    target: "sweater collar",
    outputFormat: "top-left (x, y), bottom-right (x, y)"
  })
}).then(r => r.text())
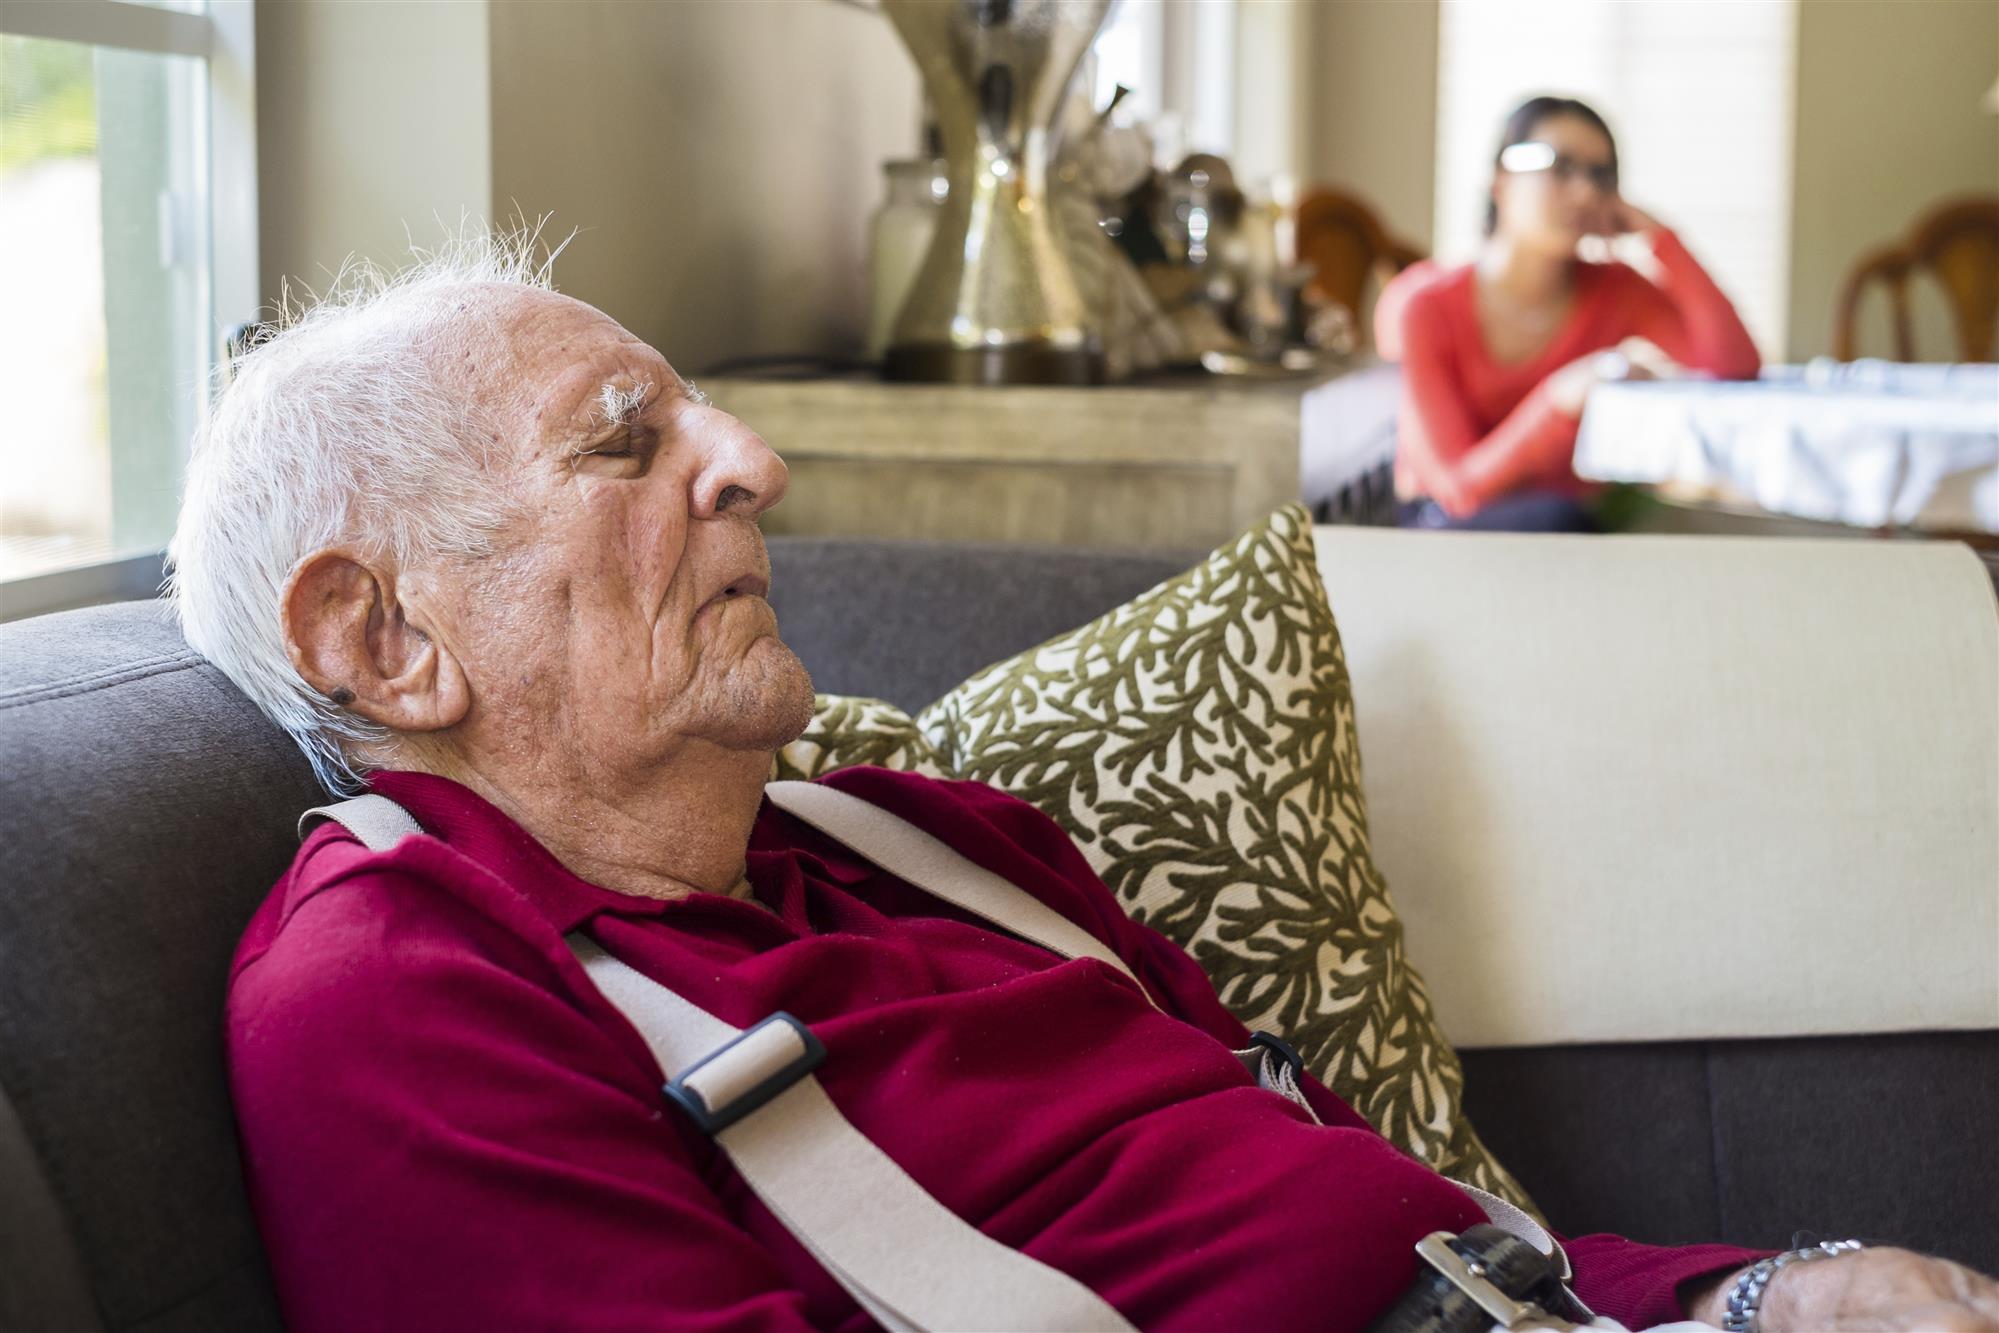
top-left (365, 769), bottom-right (699, 934)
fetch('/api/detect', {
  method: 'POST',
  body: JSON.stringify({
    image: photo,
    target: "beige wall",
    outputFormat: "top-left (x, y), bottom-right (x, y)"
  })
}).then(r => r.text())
top-left (1787, 0), bottom-right (1999, 362)
top-left (256, 0), bottom-right (492, 307)
top-left (487, 0), bottom-right (918, 373)
top-left (1299, 0), bottom-right (1440, 251)
top-left (256, 0), bottom-right (916, 371)
top-left (1233, 0), bottom-right (1311, 190)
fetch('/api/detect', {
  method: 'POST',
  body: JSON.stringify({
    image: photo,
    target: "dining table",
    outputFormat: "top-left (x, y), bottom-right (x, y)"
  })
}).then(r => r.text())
top-left (1573, 360), bottom-right (1999, 534)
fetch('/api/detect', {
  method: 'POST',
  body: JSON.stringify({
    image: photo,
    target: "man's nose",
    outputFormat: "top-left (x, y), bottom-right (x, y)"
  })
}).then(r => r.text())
top-left (689, 409), bottom-right (789, 520)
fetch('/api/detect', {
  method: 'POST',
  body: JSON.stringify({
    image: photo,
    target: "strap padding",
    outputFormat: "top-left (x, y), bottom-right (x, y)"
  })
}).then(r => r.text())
top-left (298, 794), bottom-right (423, 852)
top-left (571, 937), bottom-right (1137, 1332)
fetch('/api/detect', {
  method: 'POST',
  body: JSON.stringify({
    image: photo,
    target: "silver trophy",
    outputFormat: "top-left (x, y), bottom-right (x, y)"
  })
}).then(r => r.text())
top-left (881, 0), bottom-right (1113, 385)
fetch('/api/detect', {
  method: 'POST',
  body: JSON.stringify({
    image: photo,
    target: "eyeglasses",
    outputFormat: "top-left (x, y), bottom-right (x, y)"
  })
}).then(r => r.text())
top-left (1498, 141), bottom-right (1618, 193)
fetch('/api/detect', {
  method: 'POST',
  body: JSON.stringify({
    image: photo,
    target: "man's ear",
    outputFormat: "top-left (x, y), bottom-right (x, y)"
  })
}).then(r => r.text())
top-left (282, 550), bottom-right (471, 734)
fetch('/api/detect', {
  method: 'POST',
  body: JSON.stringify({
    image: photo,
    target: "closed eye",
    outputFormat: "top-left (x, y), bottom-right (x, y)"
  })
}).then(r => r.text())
top-left (568, 427), bottom-right (656, 471)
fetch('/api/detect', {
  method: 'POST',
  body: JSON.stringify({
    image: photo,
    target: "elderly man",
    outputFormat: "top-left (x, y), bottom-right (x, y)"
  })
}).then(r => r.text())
top-left (171, 245), bottom-right (1999, 1333)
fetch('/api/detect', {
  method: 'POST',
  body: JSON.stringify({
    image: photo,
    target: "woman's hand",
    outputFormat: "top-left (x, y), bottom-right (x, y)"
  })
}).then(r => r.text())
top-left (1587, 196), bottom-right (1664, 242)
top-left (1689, 1248), bottom-right (1999, 1332)
top-left (1544, 339), bottom-right (1663, 416)
top-left (1545, 355), bottom-right (1602, 417)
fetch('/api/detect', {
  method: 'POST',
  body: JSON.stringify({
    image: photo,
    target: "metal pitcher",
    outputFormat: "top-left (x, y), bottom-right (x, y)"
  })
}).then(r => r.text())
top-left (881, 0), bottom-right (1112, 385)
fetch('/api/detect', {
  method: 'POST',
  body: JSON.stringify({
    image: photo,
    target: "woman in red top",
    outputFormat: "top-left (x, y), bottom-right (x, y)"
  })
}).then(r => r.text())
top-left (1380, 96), bottom-right (1761, 530)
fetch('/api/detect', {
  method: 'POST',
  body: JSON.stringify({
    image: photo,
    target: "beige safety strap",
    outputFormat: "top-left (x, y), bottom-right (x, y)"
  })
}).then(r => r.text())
top-left (298, 793), bottom-right (1134, 1329)
top-left (1453, 1182), bottom-right (1567, 1278)
top-left (298, 787), bottom-right (1560, 1297)
top-left (298, 794), bottom-right (423, 850)
top-left (570, 936), bottom-right (1137, 1332)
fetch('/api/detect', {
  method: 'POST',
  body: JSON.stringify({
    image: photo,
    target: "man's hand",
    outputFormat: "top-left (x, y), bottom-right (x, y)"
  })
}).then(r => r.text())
top-left (1687, 1248), bottom-right (1999, 1331)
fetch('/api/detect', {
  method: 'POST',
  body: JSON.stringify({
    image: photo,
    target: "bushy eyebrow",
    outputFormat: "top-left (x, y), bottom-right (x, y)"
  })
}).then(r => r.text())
top-left (594, 380), bottom-right (652, 429)
top-left (590, 376), bottom-right (707, 429)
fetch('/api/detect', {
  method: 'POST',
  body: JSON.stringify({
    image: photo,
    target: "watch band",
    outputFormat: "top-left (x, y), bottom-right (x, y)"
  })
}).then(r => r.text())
top-left (1720, 1238), bottom-right (1865, 1332)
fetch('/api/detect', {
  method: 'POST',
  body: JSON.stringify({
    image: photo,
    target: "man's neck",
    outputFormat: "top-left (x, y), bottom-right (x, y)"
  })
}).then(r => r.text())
top-left (409, 740), bottom-right (773, 902)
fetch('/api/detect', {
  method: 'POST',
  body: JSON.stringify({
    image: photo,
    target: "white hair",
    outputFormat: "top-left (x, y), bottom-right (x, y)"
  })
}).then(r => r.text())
top-left (168, 227), bottom-right (565, 794)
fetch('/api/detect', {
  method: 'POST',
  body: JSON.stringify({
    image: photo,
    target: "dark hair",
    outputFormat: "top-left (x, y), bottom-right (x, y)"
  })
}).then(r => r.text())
top-left (1484, 95), bottom-right (1619, 236)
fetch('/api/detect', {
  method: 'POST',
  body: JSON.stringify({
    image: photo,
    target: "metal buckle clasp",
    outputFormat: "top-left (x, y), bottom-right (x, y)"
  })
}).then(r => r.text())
top-left (1413, 1233), bottom-right (1586, 1332)
top-left (663, 1012), bottom-right (827, 1136)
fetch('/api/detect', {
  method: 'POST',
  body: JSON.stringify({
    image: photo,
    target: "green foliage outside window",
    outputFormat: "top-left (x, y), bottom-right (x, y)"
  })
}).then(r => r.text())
top-left (2, 37), bottom-right (98, 174)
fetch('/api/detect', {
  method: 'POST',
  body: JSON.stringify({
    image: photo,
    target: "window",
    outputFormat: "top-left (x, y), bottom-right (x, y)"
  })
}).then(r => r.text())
top-left (1435, 0), bottom-right (1796, 359)
top-left (0, 0), bottom-right (256, 620)
top-left (1089, 0), bottom-right (1237, 164)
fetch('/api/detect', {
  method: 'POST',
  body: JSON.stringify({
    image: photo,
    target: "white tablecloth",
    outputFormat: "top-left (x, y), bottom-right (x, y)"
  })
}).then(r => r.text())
top-left (1574, 361), bottom-right (1999, 531)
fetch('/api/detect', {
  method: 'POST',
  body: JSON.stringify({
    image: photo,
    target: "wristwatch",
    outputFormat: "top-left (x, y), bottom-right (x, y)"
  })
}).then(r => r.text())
top-left (1720, 1238), bottom-right (1865, 1332)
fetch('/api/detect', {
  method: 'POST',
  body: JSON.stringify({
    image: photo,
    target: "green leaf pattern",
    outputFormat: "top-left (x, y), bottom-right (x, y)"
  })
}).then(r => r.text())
top-left (773, 695), bottom-right (949, 782)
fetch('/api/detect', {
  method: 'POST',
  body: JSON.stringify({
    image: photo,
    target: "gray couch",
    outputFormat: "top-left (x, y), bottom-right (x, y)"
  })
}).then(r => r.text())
top-left (3, 536), bottom-right (1994, 1332)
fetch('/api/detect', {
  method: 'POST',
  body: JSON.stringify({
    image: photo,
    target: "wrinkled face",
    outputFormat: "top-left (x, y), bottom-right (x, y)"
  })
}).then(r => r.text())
top-left (1491, 113), bottom-right (1618, 251)
top-left (416, 286), bottom-right (814, 782)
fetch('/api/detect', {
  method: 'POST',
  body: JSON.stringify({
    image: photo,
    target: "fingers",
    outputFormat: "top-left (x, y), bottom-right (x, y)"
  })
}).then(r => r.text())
top-left (1617, 336), bottom-right (1681, 380)
top-left (1784, 1250), bottom-right (1999, 1332)
top-left (1941, 1258), bottom-right (1999, 1326)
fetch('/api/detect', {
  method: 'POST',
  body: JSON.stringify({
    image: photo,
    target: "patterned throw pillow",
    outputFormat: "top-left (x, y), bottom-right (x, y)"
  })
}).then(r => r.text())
top-left (773, 695), bottom-right (945, 782)
top-left (912, 504), bottom-right (1536, 1213)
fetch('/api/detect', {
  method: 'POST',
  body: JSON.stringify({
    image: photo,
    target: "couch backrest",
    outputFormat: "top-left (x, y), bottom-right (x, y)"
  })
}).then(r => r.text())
top-left (0, 602), bottom-right (318, 1332)
top-left (0, 538), bottom-right (1194, 1332)
top-left (762, 537), bottom-right (1198, 711)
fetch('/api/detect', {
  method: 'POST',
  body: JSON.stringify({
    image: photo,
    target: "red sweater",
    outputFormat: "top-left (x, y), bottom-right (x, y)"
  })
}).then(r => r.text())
top-left (1384, 231), bottom-right (1761, 517)
top-left (227, 768), bottom-right (1760, 1331)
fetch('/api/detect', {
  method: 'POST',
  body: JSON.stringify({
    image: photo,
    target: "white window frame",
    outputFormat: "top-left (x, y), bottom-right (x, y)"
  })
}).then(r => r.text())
top-left (1086, 0), bottom-right (1240, 166)
top-left (0, 0), bottom-right (258, 622)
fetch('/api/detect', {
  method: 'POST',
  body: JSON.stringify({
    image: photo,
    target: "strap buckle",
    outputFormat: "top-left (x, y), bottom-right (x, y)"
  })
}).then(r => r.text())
top-left (1412, 1232), bottom-right (1584, 1332)
top-left (1248, 1029), bottom-right (1306, 1083)
top-left (663, 1012), bottom-right (827, 1136)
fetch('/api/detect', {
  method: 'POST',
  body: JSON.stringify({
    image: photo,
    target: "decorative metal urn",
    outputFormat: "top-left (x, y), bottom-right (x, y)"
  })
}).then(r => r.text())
top-left (881, 0), bottom-right (1113, 385)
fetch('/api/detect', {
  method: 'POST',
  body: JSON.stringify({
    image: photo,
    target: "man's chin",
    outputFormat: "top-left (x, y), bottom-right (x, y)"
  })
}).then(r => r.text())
top-left (765, 646), bottom-right (818, 748)
top-left (715, 640), bottom-right (816, 753)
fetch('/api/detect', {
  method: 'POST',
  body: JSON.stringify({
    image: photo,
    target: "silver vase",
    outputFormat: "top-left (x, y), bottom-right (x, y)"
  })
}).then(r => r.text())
top-left (881, 0), bottom-right (1113, 385)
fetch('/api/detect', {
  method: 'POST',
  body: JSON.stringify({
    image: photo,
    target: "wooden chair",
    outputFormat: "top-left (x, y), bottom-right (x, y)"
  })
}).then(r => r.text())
top-left (1833, 196), bottom-right (1999, 361)
top-left (1294, 188), bottom-right (1426, 349)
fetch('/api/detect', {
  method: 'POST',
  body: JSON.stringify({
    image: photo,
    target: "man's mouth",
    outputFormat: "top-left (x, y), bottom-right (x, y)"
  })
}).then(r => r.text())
top-left (699, 573), bottom-right (771, 615)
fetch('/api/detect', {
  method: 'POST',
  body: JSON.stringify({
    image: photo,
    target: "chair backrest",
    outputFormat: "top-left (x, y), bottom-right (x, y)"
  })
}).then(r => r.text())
top-left (1834, 195), bottom-right (1999, 362)
top-left (1294, 188), bottom-right (1426, 350)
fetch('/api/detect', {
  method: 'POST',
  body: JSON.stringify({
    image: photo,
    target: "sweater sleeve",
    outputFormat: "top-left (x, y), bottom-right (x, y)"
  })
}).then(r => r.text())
top-left (1394, 285), bottom-right (1585, 517)
top-left (1565, 1233), bottom-right (1771, 1329)
top-left (1373, 258), bottom-right (1443, 361)
top-left (1624, 229), bottom-right (1763, 380)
